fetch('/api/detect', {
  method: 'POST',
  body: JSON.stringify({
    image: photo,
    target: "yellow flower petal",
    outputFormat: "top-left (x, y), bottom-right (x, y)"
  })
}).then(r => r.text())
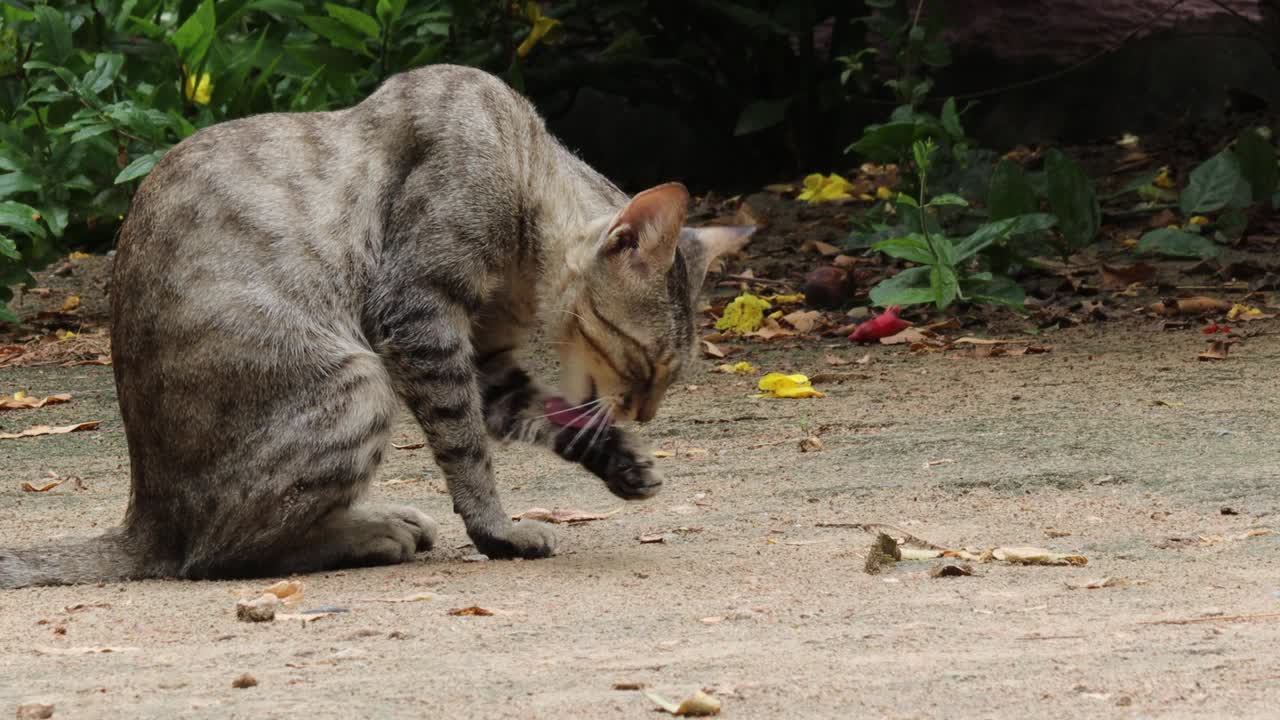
top-left (715, 293), bottom-right (772, 333)
top-left (13, 390), bottom-right (27, 401)
top-left (1227, 303), bottom-right (1262, 320)
top-left (756, 372), bottom-right (825, 399)
top-left (184, 72), bottom-right (213, 105)
top-left (1188, 215), bottom-right (1209, 226)
top-left (1154, 167), bottom-right (1175, 189)
top-left (764, 293), bottom-right (805, 304)
top-left (517, 3), bottom-right (560, 57)
top-left (875, 186), bottom-right (893, 200)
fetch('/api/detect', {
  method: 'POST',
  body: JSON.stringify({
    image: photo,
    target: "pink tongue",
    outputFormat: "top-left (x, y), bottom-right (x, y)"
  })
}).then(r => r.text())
top-left (544, 397), bottom-right (611, 429)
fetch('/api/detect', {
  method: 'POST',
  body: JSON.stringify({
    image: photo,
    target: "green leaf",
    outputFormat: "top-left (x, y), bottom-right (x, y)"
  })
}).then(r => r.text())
top-left (869, 266), bottom-right (935, 307)
top-left (926, 193), bottom-right (968, 208)
top-left (246, 0), bottom-right (305, 15)
top-left (375, 0), bottom-right (407, 26)
top-left (953, 217), bottom-right (1019, 262)
top-left (114, 150), bottom-right (167, 184)
top-left (988, 159), bottom-right (1037, 219)
top-left (873, 234), bottom-right (934, 264)
top-left (34, 6), bottom-right (73, 64)
top-left (734, 97), bottom-right (791, 136)
top-left (940, 97), bottom-right (963, 139)
top-left (1137, 228), bottom-right (1221, 259)
top-left (39, 205), bottom-right (67, 237)
top-left (0, 172), bottom-right (40, 199)
top-left (300, 15), bottom-right (372, 55)
top-left (848, 121), bottom-right (919, 162)
top-left (325, 3), bottom-right (380, 38)
top-left (68, 124), bottom-right (113, 144)
top-left (966, 275), bottom-right (1026, 310)
top-left (930, 264), bottom-right (959, 309)
top-left (1099, 168), bottom-right (1159, 201)
top-left (895, 192), bottom-right (920, 209)
top-left (0, 201), bottom-right (46, 237)
top-left (1234, 128), bottom-right (1278, 202)
top-left (0, 301), bottom-right (17, 324)
top-left (172, 0), bottom-right (217, 69)
top-left (1180, 151), bottom-right (1251, 214)
top-left (83, 53), bottom-right (125, 94)
top-left (1045, 149), bottom-right (1100, 251)
top-left (0, 233), bottom-right (20, 260)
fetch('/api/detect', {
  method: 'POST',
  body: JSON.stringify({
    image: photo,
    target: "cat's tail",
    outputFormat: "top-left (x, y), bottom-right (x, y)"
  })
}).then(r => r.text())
top-left (0, 529), bottom-right (153, 589)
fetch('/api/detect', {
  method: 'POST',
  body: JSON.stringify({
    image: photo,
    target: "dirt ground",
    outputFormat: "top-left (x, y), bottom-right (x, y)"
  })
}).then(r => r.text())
top-left (2, 312), bottom-right (1279, 719)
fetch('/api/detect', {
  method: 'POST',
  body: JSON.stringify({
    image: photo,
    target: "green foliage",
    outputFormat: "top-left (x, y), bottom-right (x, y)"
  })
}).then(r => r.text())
top-left (1044, 149), bottom-right (1100, 261)
top-left (1179, 150), bottom-right (1252, 214)
top-left (1137, 228), bottom-right (1220, 260)
top-left (1232, 129), bottom-right (1277, 204)
top-left (867, 140), bottom-right (1054, 311)
top-left (0, 0), bottom-right (487, 321)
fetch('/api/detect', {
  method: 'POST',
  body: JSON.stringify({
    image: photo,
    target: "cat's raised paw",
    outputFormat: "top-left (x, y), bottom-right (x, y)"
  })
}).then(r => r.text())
top-left (470, 518), bottom-right (557, 560)
top-left (600, 438), bottom-right (664, 500)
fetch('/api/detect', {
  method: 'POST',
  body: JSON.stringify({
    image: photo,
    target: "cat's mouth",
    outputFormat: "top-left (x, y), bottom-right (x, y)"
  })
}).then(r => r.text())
top-left (545, 379), bottom-right (616, 430)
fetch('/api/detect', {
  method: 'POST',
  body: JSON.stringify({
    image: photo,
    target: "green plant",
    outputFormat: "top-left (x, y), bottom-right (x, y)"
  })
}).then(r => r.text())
top-left (868, 140), bottom-right (1055, 311)
top-left (1136, 128), bottom-right (1278, 259)
top-left (0, 0), bottom-right (491, 322)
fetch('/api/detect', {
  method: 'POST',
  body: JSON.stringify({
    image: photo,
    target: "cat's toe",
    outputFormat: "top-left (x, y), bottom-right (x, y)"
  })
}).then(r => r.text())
top-left (470, 519), bottom-right (557, 560)
top-left (367, 504), bottom-right (438, 552)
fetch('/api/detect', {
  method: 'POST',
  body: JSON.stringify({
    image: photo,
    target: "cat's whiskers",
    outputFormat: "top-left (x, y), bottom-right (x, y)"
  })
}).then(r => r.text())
top-left (564, 400), bottom-right (613, 456)
top-left (530, 397), bottom-right (605, 421)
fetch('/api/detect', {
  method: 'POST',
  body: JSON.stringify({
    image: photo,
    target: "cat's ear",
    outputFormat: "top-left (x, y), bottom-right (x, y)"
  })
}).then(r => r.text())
top-left (602, 183), bottom-right (690, 274)
top-left (679, 225), bottom-right (756, 296)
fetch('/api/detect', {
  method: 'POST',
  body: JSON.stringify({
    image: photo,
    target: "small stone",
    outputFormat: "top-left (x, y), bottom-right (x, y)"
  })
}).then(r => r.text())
top-left (235, 593), bottom-right (280, 622)
top-left (231, 673), bottom-right (258, 689)
top-left (16, 703), bottom-right (54, 719)
top-left (1220, 507), bottom-right (1239, 515)
top-left (461, 553), bottom-right (489, 563)
top-left (1200, 607), bottom-right (1224, 618)
top-left (1115, 695), bottom-right (1133, 707)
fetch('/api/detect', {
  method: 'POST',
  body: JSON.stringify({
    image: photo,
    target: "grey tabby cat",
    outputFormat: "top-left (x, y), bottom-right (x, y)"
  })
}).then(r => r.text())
top-left (0, 65), bottom-right (751, 588)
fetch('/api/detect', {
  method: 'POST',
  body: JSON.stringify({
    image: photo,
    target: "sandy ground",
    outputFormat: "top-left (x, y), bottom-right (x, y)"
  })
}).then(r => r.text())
top-left (2, 321), bottom-right (1280, 719)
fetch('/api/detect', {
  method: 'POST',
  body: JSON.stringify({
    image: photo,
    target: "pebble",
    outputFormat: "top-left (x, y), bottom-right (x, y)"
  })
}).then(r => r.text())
top-left (235, 593), bottom-right (280, 623)
top-left (16, 704), bottom-right (54, 719)
top-left (231, 673), bottom-right (258, 689)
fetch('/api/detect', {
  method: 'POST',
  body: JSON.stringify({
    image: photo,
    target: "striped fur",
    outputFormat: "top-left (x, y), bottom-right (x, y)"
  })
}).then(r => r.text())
top-left (0, 66), bottom-right (751, 588)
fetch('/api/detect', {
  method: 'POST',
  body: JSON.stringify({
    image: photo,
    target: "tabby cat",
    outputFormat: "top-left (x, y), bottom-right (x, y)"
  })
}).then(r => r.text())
top-left (0, 65), bottom-right (751, 588)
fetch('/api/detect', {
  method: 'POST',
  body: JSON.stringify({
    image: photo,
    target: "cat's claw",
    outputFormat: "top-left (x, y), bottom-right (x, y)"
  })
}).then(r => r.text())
top-left (470, 519), bottom-right (557, 560)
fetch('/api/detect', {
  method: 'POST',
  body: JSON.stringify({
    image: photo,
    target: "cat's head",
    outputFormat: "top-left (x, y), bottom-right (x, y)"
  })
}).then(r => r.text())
top-left (558, 182), bottom-right (753, 424)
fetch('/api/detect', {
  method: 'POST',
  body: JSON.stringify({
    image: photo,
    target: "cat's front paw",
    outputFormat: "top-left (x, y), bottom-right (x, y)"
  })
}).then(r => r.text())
top-left (469, 519), bottom-right (558, 560)
top-left (598, 432), bottom-right (663, 500)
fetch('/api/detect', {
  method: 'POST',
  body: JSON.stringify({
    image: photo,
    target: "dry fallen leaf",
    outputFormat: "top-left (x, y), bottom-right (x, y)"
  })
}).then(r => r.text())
top-left (800, 239), bottom-right (841, 256)
top-left (261, 579), bottom-right (304, 603)
top-left (712, 361), bottom-right (756, 375)
top-left (1100, 262), bottom-right (1156, 289)
top-left (20, 479), bottom-right (63, 493)
top-left (952, 337), bottom-right (1011, 346)
top-left (392, 441), bottom-right (426, 450)
top-left (1150, 296), bottom-right (1232, 316)
top-left (512, 507), bottom-right (621, 524)
top-left (822, 353), bottom-right (851, 366)
top-left (879, 328), bottom-right (927, 345)
top-left (60, 295), bottom-right (81, 312)
top-left (0, 421), bottom-right (100, 440)
top-left (0, 392), bottom-right (72, 411)
top-left (448, 606), bottom-right (494, 617)
top-left (700, 340), bottom-right (726, 358)
top-left (930, 563), bottom-right (974, 578)
top-left (991, 546), bottom-right (1087, 566)
top-left (745, 317), bottom-right (796, 341)
top-left (645, 690), bottom-right (721, 716)
top-left (231, 673), bottom-right (258, 689)
top-left (798, 436), bottom-right (823, 452)
top-left (782, 309), bottom-right (823, 334)
top-left (653, 450), bottom-right (674, 459)
top-left (1198, 339), bottom-right (1230, 361)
